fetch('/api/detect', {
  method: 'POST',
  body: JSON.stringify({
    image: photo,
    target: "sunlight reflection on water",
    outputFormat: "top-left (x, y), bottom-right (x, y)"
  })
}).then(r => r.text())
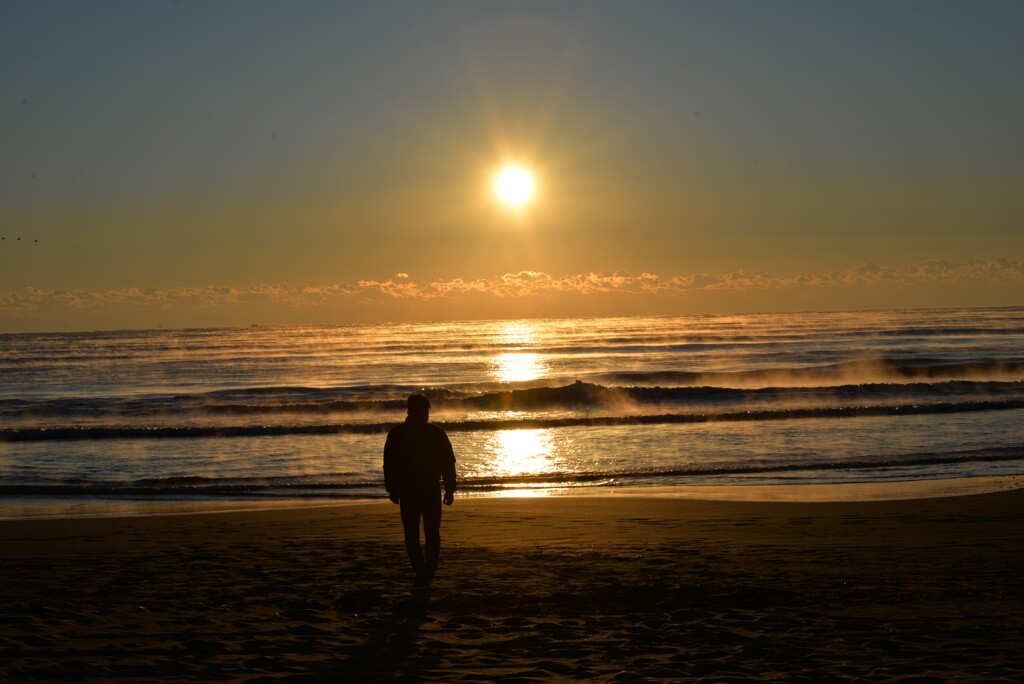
top-left (488, 429), bottom-right (556, 477)
top-left (491, 321), bottom-right (549, 383)
top-left (493, 353), bottom-right (545, 383)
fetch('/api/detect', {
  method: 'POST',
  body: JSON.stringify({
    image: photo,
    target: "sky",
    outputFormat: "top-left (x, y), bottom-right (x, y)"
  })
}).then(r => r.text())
top-left (1, 1), bottom-right (1022, 332)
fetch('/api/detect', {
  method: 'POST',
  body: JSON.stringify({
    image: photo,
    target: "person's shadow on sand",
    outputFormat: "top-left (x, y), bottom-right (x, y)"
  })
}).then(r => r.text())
top-left (338, 591), bottom-right (433, 680)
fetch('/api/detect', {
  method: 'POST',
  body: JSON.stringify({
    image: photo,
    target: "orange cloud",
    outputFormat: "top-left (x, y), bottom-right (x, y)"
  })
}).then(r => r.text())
top-left (2, 259), bottom-right (1021, 315)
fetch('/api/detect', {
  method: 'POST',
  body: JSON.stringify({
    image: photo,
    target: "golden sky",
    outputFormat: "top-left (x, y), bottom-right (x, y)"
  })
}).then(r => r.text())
top-left (1, 2), bottom-right (1022, 331)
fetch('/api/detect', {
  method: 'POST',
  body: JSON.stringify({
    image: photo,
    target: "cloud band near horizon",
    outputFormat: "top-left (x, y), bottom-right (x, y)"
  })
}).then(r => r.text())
top-left (2, 260), bottom-right (1021, 317)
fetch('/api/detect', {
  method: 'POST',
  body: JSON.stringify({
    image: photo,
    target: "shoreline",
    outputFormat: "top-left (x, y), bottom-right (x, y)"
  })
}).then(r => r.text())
top-left (1, 473), bottom-right (1021, 522)
top-left (2, 486), bottom-right (1022, 680)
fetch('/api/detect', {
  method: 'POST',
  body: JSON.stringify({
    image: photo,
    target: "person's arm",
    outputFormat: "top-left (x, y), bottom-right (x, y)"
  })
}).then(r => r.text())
top-left (440, 431), bottom-right (456, 505)
top-left (383, 429), bottom-right (400, 504)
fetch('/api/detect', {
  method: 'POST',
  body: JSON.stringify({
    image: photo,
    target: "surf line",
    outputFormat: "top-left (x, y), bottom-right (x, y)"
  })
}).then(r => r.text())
top-left (3, 400), bottom-right (1023, 442)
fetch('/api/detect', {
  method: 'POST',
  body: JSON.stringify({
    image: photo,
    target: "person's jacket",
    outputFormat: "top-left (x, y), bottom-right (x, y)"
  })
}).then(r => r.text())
top-left (383, 417), bottom-right (457, 498)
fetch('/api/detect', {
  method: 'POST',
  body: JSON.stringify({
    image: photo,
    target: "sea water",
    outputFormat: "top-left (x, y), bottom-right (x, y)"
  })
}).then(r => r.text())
top-left (1, 307), bottom-right (1022, 517)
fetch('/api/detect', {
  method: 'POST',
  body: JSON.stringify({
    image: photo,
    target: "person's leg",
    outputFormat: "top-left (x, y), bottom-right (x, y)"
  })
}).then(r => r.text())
top-left (399, 498), bottom-right (425, 579)
top-left (421, 492), bottom-right (442, 583)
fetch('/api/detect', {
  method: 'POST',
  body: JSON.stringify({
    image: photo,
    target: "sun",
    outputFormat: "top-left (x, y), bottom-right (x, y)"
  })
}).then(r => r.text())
top-left (493, 165), bottom-right (536, 209)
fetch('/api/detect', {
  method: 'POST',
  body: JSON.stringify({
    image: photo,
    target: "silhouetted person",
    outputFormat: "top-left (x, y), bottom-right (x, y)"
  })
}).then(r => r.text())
top-left (384, 394), bottom-right (457, 589)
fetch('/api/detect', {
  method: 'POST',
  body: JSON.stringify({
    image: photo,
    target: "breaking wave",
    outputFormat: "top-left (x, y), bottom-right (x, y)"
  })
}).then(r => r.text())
top-left (3, 395), bottom-right (1022, 442)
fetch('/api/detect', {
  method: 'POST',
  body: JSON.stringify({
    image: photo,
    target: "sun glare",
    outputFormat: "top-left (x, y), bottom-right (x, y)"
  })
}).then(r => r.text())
top-left (490, 429), bottom-right (554, 476)
top-left (494, 352), bottom-right (544, 383)
top-left (493, 165), bottom-right (535, 208)
top-left (492, 321), bottom-right (547, 383)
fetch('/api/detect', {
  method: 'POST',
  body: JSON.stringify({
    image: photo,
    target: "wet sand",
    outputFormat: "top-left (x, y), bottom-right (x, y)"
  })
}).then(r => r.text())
top-left (2, 489), bottom-right (1023, 681)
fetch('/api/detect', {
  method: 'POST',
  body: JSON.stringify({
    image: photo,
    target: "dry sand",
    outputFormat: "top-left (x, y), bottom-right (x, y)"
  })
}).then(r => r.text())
top-left (2, 489), bottom-right (1023, 682)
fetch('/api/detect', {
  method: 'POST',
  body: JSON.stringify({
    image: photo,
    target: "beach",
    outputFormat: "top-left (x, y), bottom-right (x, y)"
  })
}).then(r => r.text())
top-left (2, 487), bottom-right (1022, 681)
top-left (5, 1), bottom-right (1022, 679)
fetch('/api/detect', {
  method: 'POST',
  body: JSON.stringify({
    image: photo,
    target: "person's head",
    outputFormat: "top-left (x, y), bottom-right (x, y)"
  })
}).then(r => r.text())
top-left (407, 393), bottom-right (430, 421)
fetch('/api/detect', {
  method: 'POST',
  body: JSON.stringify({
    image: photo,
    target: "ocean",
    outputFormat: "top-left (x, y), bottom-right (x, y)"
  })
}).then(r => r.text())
top-left (1, 307), bottom-right (1022, 518)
